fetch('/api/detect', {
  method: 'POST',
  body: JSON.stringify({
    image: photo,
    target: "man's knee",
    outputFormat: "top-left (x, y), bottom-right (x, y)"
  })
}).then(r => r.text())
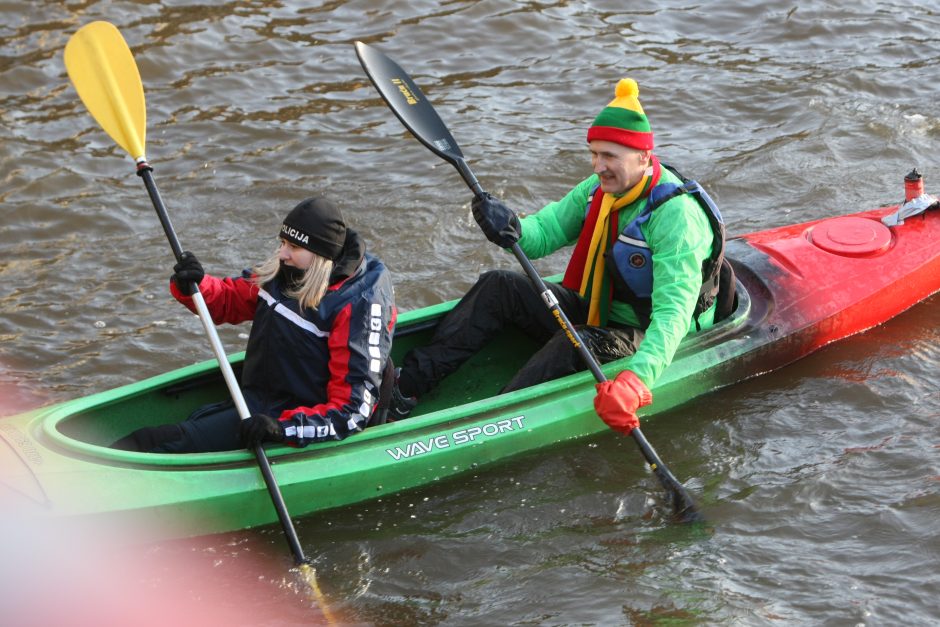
top-left (452, 270), bottom-right (530, 322)
top-left (475, 269), bottom-right (523, 292)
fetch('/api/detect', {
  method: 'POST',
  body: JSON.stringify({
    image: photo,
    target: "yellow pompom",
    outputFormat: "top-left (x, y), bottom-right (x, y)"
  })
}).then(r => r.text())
top-left (615, 78), bottom-right (639, 99)
top-left (606, 78), bottom-right (643, 114)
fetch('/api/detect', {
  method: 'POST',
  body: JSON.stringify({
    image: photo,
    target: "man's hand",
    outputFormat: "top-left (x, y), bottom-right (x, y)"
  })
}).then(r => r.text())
top-left (471, 192), bottom-right (521, 248)
top-left (594, 370), bottom-right (652, 435)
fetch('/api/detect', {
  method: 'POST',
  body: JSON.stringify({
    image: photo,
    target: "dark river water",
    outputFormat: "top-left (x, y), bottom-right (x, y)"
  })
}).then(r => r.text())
top-left (2, 1), bottom-right (939, 625)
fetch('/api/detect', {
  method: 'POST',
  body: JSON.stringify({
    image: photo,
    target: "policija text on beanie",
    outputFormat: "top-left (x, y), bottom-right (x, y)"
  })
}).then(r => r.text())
top-left (586, 78), bottom-right (654, 150)
top-left (280, 197), bottom-right (347, 261)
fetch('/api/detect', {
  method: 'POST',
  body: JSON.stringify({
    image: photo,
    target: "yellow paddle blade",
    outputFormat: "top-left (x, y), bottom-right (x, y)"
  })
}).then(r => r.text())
top-left (297, 563), bottom-right (339, 624)
top-left (64, 21), bottom-right (146, 161)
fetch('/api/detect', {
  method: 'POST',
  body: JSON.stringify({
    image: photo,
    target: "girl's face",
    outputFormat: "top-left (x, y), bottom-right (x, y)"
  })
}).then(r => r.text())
top-left (277, 238), bottom-right (316, 270)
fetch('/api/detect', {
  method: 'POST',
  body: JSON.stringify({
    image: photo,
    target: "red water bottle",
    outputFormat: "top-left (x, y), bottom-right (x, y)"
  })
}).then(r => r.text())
top-left (904, 168), bottom-right (924, 202)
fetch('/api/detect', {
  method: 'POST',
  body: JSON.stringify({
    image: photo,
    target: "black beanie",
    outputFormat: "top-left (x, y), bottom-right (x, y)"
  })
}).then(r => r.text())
top-left (280, 197), bottom-right (347, 260)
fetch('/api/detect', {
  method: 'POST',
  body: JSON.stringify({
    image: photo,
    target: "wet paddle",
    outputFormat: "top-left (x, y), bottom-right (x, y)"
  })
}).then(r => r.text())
top-left (64, 21), bottom-right (336, 617)
top-left (355, 41), bottom-right (701, 523)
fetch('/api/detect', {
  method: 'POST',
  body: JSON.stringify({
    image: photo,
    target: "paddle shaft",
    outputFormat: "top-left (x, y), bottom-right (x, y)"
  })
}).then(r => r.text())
top-left (136, 161), bottom-right (309, 564)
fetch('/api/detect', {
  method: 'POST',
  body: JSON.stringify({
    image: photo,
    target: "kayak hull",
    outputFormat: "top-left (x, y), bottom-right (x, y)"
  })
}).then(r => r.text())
top-left (2, 202), bottom-right (939, 539)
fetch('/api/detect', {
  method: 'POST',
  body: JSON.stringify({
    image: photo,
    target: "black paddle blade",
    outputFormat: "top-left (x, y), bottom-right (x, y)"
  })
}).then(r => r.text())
top-left (634, 429), bottom-right (704, 523)
top-left (670, 485), bottom-right (704, 524)
top-left (354, 41), bottom-right (464, 166)
top-left (646, 453), bottom-right (702, 523)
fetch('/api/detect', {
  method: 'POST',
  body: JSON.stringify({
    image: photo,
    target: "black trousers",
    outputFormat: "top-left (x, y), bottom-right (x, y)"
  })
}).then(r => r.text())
top-left (400, 270), bottom-right (644, 397)
top-left (111, 400), bottom-right (241, 453)
top-left (112, 359), bottom-right (395, 453)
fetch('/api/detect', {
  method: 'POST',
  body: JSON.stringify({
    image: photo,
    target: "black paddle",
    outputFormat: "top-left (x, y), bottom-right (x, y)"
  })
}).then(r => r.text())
top-left (355, 41), bottom-right (701, 523)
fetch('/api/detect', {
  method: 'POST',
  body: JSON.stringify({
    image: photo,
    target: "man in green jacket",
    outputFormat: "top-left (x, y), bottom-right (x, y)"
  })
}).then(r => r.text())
top-left (392, 78), bottom-right (723, 435)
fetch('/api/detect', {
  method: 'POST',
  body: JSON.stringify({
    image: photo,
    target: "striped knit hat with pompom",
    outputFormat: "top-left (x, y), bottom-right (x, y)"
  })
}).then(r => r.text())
top-left (586, 78), bottom-right (654, 150)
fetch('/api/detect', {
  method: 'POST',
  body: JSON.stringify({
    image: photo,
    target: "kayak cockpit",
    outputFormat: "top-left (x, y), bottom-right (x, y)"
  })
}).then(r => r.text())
top-left (40, 275), bottom-right (757, 465)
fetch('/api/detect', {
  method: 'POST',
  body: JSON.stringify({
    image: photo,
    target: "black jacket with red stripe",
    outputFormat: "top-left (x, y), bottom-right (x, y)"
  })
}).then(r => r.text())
top-left (170, 230), bottom-right (396, 447)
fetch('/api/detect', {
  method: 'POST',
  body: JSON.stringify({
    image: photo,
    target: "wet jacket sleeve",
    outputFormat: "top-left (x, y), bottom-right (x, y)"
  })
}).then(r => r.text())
top-left (623, 195), bottom-right (714, 387)
top-left (169, 272), bottom-right (259, 324)
top-left (516, 175), bottom-right (599, 259)
top-left (278, 292), bottom-right (396, 448)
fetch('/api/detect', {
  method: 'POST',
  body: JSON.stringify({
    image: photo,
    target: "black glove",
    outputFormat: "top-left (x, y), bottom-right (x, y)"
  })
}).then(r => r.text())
top-left (471, 192), bottom-right (521, 249)
top-left (171, 251), bottom-right (204, 296)
top-left (239, 413), bottom-right (286, 448)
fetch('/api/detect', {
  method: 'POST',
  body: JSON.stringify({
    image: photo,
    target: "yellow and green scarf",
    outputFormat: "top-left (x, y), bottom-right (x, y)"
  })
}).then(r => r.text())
top-left (562, 156), bottom-right (662, 326)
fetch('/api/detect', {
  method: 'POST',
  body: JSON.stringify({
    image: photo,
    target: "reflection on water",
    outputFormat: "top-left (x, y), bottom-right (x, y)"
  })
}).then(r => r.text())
top-left (2, 1), bottom-right (939, 624)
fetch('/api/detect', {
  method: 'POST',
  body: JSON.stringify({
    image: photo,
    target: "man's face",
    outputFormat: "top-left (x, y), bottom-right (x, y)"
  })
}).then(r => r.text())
top-left (589, 140), bottom-right (652, 195)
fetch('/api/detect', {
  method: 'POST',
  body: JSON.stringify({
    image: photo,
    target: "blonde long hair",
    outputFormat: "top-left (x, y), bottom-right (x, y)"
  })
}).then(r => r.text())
top-left (252, 245), bottom-right (334, 311)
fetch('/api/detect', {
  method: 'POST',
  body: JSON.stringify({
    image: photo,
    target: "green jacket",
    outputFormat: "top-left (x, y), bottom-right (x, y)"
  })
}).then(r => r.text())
top-left (517, 170), bottom-right (716, 387)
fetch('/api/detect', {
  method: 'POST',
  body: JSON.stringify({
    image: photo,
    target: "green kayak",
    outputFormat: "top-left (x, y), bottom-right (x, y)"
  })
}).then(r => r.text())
top-left (3, 200), bottom-right (940, 540)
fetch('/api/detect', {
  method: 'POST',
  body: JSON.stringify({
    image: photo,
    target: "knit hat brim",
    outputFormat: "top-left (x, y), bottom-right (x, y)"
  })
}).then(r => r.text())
top-left (586, 126), bottom-right (654, 150)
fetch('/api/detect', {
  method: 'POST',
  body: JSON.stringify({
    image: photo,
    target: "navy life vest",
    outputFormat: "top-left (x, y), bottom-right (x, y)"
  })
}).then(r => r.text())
top-left (602, 164), bottom-right (726, 329)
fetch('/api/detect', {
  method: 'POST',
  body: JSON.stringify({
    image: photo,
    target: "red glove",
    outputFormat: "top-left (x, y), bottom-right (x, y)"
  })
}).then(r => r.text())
top-left (594, 370), bottom-right (652, 434)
